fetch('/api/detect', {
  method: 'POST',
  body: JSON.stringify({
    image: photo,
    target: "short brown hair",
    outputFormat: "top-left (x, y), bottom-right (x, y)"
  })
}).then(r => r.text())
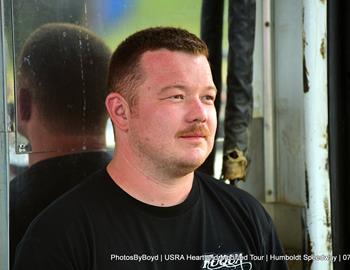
top-left (107, 27), bottom-right (208, 107)
top-left (18, 23), bottom-right (111, 135)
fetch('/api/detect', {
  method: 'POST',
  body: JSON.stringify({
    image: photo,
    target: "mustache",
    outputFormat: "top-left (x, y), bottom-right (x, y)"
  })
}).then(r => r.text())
top-left (176, 124), bottom-right (211, 137)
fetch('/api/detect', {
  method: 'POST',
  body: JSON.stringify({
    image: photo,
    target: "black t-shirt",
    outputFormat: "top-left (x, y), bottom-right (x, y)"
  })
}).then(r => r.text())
top-left (10, 151), bottom-right (111, 267)
top-left (14, 169), bottom-right (288, 270)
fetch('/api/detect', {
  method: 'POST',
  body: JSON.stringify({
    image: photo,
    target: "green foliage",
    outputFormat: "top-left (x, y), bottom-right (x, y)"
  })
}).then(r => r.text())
top-left (103, 0), bottom-right (202, 49)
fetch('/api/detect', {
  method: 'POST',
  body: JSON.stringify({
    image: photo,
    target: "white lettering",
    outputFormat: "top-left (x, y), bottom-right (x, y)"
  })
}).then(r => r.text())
top-left (202, 254), bottom-right (252, 270)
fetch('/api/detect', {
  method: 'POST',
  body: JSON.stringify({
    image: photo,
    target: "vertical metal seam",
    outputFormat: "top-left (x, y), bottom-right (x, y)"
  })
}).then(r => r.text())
top-left (263, 0), bottom-right (276, 202)
top-left (0, 0), bottom-right (10, 268)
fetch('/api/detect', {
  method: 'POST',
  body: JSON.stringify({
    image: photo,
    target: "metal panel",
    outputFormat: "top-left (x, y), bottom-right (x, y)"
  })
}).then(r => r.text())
top-left (0, 0), bottom-right (10, 268)
top-left (274, 0), bottom-right (306, 205)
top-left (240, 0), bottom-right (306, 206)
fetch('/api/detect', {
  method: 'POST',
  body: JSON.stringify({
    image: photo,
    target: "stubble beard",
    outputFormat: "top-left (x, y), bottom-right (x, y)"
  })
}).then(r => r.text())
top-left (131, 134), bottom-right (210, 178)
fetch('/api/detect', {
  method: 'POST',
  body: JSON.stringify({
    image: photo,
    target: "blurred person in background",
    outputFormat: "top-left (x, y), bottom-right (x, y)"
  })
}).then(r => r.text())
top-left (10, 23), bottom-right (111, 267)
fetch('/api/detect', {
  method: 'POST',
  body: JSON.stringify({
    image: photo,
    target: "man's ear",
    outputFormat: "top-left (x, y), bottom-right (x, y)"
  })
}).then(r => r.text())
top-left (18, 88), bottom-right (32, 121)
top-left (105, 92), bottom-right (130, 131)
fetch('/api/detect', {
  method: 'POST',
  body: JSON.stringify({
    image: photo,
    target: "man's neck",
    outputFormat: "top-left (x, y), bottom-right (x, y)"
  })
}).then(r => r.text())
top-left (28, 133), bottom-right (106, 166)
top-left (107, 152), bottom-right (194, 207)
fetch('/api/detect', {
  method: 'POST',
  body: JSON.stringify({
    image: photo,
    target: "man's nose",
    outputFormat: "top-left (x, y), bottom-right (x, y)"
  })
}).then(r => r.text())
top-left (185, 98), bottom-right (208, 123)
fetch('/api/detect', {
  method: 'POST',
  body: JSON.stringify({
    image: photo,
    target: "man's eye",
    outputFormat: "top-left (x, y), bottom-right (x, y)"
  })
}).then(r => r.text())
top-left (169, 94), bottom-right (185, 100)
top-left (202, 95), bottom-right (216, 103)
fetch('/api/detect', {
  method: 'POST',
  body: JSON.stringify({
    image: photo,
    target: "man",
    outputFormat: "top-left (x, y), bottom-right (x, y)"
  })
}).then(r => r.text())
top-left (14, 27), bottom-right (288, 269)
top-left (10, 23), bottom-right (111, 267)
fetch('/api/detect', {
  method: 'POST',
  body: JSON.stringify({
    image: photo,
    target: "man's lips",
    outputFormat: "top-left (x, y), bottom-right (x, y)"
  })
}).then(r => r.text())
top-left (179, 133), bottom-right (206, 138)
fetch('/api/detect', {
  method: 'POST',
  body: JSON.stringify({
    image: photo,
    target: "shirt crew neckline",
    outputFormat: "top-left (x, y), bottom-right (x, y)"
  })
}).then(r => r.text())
top-left (103, 169), bottom-right (200, 218)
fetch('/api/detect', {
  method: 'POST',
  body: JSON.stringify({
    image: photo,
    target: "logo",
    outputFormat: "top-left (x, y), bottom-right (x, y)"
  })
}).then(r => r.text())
top-left (202, 253), bottom-right (252, 270)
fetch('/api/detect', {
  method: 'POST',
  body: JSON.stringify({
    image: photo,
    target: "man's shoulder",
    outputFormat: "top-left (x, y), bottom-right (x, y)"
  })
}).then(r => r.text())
top-left (46, 168), bottom-right (109, 205)
top-left (195, 171), bottom-right (271, 222)
top-left (10, 162), bottom-right (47, 197)
top-left (10, 162), bottom-right (50, 214)
top-left (10, 151), bottom-right (111, 197)
top-left (195, 171), bottom-right (259, 201)
top-left (27, 169), bottom-right (109, 226)
top-left (13, 170), bottom-right (110, 270)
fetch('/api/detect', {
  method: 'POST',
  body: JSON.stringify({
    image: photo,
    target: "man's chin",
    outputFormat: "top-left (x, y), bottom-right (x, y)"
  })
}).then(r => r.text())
top-left (170, 157), bottom-right (207, 176)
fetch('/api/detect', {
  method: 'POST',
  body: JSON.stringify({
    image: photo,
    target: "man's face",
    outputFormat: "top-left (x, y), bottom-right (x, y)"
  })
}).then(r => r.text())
top-left (127, 49), bottom-right (217, 177)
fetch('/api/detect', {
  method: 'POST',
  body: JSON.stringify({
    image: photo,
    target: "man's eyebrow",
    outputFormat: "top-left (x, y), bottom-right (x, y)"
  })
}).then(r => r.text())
top-left (206, 86), bottom-right (218, 93)
top-left (158, 84), bottom-right (217, 94)
top-left (158, 84), bottom-right (186, 94)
